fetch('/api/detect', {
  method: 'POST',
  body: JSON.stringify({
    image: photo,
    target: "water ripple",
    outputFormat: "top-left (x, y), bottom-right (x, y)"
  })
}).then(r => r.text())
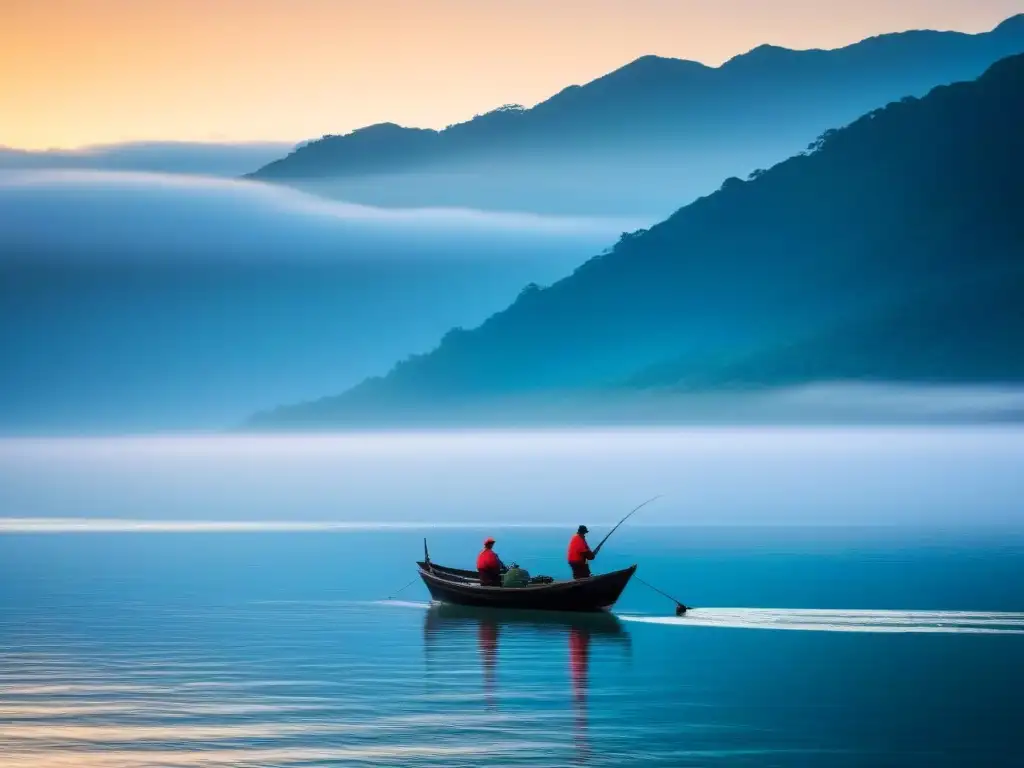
top-left (2, 531), bottom-right (1022, 767)
top-left (622, 608), bottom-right (1024, 633)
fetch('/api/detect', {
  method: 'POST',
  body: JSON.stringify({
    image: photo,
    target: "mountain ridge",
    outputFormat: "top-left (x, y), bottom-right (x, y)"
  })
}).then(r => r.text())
top-left (244, 14), bottom-right (1024, 218)
top-left (246, 51), bottom-right (1024, 429)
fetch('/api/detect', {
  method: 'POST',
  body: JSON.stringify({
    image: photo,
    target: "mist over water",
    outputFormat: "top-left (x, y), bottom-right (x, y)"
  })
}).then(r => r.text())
top-left (0, 141), bottom-right (294, 177)
top-left (0, 170), bottom-right (630, 431)
top-left (285, 144), bottom-right (785, 220)
top-left (0, 170), bottom-right (635, 260)
top-left (1, 428), bottom-right (1022, 526)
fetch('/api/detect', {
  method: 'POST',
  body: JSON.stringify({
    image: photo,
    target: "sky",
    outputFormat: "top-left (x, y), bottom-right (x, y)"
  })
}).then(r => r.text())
top-left (2, 0), bottom-right (1022, 149)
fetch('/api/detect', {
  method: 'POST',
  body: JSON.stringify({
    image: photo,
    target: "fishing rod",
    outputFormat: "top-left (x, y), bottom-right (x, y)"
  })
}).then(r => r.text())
top-left (634, 575), bottom-right (689, 616)
top-left (592, 495), bottom-right (662, 556)
top-left (386, 538), bottom-right (430, 600)
top-left (386, 577), bottom-right (420, 601)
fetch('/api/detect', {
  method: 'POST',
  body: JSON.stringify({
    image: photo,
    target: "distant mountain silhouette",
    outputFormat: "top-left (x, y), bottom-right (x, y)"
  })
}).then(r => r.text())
top-left (248, 52), bottom-right (1024, 428)
top-left (246, 15), bottom-right (1024, 217)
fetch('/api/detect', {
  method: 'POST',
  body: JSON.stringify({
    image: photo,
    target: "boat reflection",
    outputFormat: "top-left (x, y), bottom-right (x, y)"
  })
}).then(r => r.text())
top-left (478, 613), bottom-right (499, 709)
top-left (423, 604), bottom-right (632, 763)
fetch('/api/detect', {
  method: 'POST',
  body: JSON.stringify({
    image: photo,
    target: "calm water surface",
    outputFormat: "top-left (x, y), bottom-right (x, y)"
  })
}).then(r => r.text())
top-left (1, 431), bottom-right (1023, 766)
top-left (2, 528), bottom-right (1023, 767)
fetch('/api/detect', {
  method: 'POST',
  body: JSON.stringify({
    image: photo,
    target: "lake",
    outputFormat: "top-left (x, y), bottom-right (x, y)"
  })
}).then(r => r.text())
top-left (1, 429), bottom-right (1023, 766)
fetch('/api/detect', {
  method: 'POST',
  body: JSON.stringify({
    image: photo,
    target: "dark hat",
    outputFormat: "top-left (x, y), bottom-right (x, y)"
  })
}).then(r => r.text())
top-left (484, 537), bottom-right (496, 547)
top-left (577, 525), bottom-right (589, 535)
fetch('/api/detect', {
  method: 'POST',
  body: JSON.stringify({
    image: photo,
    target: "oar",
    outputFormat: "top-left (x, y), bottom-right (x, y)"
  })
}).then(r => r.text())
top-left (593, 495), bottom-right (662, 556)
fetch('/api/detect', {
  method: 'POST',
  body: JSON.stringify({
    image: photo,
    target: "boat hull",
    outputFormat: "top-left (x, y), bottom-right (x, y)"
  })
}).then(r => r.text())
top-left (416, 561), bottom-right (636, 613)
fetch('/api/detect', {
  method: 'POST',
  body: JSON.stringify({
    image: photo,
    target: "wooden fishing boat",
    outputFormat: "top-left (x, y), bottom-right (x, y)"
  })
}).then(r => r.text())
top-left (416, 560), bottom-right (637, 613)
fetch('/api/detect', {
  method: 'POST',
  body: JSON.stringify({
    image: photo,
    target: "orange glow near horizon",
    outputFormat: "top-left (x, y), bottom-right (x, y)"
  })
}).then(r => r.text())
top-left (2, 0), bottom-right (1020, 150)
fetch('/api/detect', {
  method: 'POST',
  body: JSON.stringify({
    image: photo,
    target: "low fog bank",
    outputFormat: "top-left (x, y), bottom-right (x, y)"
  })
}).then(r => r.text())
top-left (248, 383), bottom-right (1024, 431)
top-left (281, 144), bottom-right (782, 220)
top-left (605, 382), bottom-right (1024, 426)
top-left (0, 170), bottom-right (634, 262)
top-left (0, 142), bottom-right (293, 177)
top-left (2, 425), bottom-right (1022, 527)
top-left (751, 383), bottom-right (1024, 421)
top-left (0, 170), bottom-right (625, 432)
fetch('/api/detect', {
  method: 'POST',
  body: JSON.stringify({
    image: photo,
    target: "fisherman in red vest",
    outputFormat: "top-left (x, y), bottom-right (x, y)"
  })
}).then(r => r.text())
top-left (476, 537), bottom-right (505, 586)
top-left (567, 525), bottom-right (596, 579)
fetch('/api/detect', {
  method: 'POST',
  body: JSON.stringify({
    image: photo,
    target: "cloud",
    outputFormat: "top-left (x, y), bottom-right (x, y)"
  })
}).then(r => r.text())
top-left (0, 170), bottom-right (637, 263)
top-left (0, 170), bottom-right (632, 431)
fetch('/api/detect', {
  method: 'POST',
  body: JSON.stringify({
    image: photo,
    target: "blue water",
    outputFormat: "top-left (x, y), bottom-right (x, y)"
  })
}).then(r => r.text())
top-left (1, 430), bottom-right (1022, 765)
top-left (2, 526), bottom-right (1022, 767)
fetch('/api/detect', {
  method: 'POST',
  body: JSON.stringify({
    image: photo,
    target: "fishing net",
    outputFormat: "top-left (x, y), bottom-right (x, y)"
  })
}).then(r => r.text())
top-left (502, 566), bottom-right (531, 587)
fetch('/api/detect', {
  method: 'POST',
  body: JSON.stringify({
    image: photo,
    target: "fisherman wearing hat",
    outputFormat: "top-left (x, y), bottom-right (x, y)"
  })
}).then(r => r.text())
top-left (567, 525), bottom-right (597, 579)
top-left (476, 536), bottom-right (506, 586)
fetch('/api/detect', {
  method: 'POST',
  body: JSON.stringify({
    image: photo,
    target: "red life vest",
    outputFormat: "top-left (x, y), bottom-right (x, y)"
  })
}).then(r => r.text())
top-left (567, 534), bottom-right (593, 565)
top-left (477, 548), bottom-right (500, 573)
